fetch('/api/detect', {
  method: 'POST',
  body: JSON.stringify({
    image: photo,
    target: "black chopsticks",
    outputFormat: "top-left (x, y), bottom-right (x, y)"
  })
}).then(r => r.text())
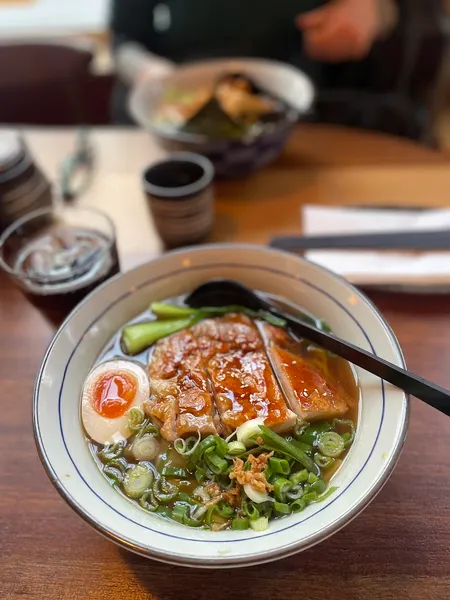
top-left (270, 229), bottom-right (450, 252)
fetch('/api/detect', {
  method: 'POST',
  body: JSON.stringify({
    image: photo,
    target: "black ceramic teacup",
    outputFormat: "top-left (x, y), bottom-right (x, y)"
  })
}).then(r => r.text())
top-left (143, 153), bottom-right (215, 248)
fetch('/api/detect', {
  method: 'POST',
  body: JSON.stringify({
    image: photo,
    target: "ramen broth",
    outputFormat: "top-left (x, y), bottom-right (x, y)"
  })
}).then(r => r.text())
top-left (84, 293), bottom-right (359, 531)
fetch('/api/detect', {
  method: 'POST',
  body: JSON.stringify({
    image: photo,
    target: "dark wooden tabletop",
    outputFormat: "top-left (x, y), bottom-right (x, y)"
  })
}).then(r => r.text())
top-left (2, 127), bottom-right (450, 600)
top-left (2, 279), bottom-right (450, 600)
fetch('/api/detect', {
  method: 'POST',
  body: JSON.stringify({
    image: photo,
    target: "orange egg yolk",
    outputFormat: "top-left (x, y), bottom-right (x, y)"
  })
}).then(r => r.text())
top-left (93, 371), bottom-right (137, 418)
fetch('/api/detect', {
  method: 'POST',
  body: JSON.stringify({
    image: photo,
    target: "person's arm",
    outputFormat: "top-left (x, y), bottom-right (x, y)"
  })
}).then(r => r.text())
top-left (296, 0), bottom-right (399, 63)
top-left (110, 0), bottom-right (174, 85)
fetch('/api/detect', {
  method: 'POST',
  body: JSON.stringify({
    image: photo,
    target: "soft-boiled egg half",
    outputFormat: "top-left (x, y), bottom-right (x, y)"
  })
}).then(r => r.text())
top-left (81, 359), bottom-right (150, 445)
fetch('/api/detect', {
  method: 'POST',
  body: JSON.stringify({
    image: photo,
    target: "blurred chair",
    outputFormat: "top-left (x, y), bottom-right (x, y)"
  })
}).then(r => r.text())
top-left (0, 40), bottom-right (95, 125)
top-left (314, 0), bottom-right (449, 146)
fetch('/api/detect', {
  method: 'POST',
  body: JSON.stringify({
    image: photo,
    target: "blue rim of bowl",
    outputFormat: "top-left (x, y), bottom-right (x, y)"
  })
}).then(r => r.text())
top-left (33, 244), bottom-right (409, 567)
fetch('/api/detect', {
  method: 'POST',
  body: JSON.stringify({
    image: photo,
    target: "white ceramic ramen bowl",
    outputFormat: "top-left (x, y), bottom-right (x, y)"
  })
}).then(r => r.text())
top-left (33, 244), bottom-right (408, 568)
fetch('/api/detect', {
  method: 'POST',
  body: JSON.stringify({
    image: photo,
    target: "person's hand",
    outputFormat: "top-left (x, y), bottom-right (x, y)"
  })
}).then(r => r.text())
top-left (296, 0), bottom-right (385, 63)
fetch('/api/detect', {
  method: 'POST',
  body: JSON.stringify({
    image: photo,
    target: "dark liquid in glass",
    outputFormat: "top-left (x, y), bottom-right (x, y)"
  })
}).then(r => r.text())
top-left (14, 227), bottom-right (120, 327)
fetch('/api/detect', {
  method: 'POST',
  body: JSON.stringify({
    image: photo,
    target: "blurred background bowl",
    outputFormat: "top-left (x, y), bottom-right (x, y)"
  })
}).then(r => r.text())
top-left (129, 58), bottom-right (315, 179)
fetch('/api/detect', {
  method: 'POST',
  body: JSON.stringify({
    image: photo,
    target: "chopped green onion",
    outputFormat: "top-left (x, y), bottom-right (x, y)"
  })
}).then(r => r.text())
top-left (156, 505), bottom-right (172, 519)
top-left (274, 501), bottom-right (291, 515)
top-left (121, 317), bottom-right (196, 355)
top-left (249, 516), bottom-right (269, 532)
top-left (153, 476), bottom-right (178, 503)
top-left (103, 465), bottom-right (123, 486)
top-left (128, 407), bottom-right (145, 432)
top-left (314, 453), bottom-right (336, 469)
top-left (188, 435), bottom-right (216, 470)
top-left (298, 422), bottom-right (333, 446)
top-left (243, 500), bottom-right (260, 521)
top-left (333, 419), bottom-right (356, 447)
top-left (106, 457), bottom-right (128, 474)
top-left (308, 472), bottom-right (318, 484)
top-left (162, 466), bottom-right (188, 479)
top-left (98, 441), bottom-right (125, 463)
top-left (122, 463), bottom-right (154, 499)
top-left (215, 501), bottom-right (234, 519)
top-left (293, 421), bottom-right (309, 440)
top-left (172, 502), bottom-right (204, 527)
top-left (177, 491), bottom-right (193, 503)
top-left (290, 498), bottom-right (306, 513)
top-left (303, 491), bottom-right (318, 504)
top-left (174, 432), bottom-right (201, 456)
top-left (317, 432), bottom-right (345, 458)
top-left (311, 479), bottom-right (327, 495)
top-left (195, 467), bottom-right (207, 484)
top-left (213, 435), bottom-right (230, 458)
top-left (133, 418), bottom-right (159, 440)
top-left (227, 441), bottom-right (246, 455)
top-left (269, 457), bottom-right (290, 476)
top-left (204, 452), bottom-right (229, 475)
top-left (286, 484), bottom-right (303, 501)
top-left (205, 504), bottom-right (218, 527)
top-left (232, 518), bottom-right (250, 530)
top-left (150, 302), bottom-right (199, 320)
top-left (289, 469), bottom-right (308, 486)
top-left (273, 477), bottom-right (291, 503)
top-left (258, 425), bottom-right (320, 475)
top-left (139, 490), bottom-right (159, 512)
top-left (131, 434), bottom-right (160, 461)
top-left (316, 486), bottom-right (338, 503)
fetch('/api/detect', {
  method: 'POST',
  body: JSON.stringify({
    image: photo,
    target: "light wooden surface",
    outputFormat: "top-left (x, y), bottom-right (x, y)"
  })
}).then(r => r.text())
top-left (25, 124), bottom-right (450, 267)
top-left (2, 125), bottom-right (450, 599)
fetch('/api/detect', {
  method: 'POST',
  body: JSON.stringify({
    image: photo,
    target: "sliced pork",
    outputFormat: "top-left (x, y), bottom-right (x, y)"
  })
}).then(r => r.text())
top-left (147, 314), bottom-right (295, 440)
top-left (259, 322), bottom-right (352, 422)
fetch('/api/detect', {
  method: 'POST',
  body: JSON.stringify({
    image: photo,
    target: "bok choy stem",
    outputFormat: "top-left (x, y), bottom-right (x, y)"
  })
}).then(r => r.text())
top-left (121, 317), bottom-right (196, 355)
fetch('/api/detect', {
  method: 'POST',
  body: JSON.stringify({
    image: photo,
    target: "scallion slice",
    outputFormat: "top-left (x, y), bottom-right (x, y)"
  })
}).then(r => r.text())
top-left (332, 419), bottom-right (356, 447)
top-left (249, 516), bottom-right (269, 532)
top-left (290, 498), bottom-right (306, 513)
top-left (232, 518), bottom-right (250, 530)
top-left (273, 501), bottom-right (291, 515)
top-left (273, 477), bottom-right (291, 503)
top-left (139, 490), bottom-right (159, 512)
top-left (103, 465), bottom-right (123, 486)
top-left (153, 476), bottom-right (178, 503)
top-left (98, 440), bottom-right (125, 464)
top-left (227, 441), bottom-right (246, 456)
top-left (128, 407), bottom-right (145, 432)
top-left (243, 500), bottom-right (260, 521)
top-left (122, 463), bottom-right (154, 499)
top-left (286, 484), bottom-right (303, 501)
top-left (174, 432), bottom-right (201, 456)
top-left (314, 453), bottom-right (336, 469)
top-left (269, 457), bottom-right (290, 476)
top-left (289, 469), bottom-right (308, 486)
top-left (317, 432), bottom-right (345, 458)
top-left (161, 466), bottom-right (188, 479)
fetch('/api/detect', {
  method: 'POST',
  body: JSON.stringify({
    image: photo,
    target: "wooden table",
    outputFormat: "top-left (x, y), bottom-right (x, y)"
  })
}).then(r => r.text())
top-left (2, 125), bottom-right (450, 600)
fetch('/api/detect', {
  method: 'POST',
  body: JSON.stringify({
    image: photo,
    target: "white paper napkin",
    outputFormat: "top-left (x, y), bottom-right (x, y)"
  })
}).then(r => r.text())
top-left (302, 205), bottom-right (450, 289)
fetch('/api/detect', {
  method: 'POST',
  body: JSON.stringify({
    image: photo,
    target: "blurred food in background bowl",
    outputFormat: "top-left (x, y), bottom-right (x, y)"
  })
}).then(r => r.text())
top-left (129, 58), bottom-right (314, 179)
